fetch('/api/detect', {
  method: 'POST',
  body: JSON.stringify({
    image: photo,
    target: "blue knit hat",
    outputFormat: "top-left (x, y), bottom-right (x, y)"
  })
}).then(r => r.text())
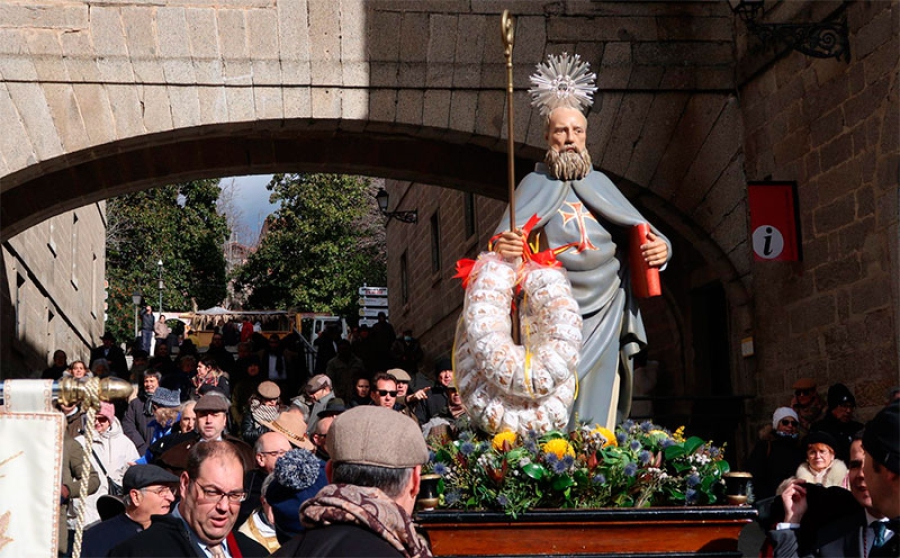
top-left (265, 449), bottom-right (327, 536)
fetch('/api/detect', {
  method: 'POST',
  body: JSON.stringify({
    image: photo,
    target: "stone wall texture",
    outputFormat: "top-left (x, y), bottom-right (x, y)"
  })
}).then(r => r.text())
top-left (1, 205), bottom-right (107, 378)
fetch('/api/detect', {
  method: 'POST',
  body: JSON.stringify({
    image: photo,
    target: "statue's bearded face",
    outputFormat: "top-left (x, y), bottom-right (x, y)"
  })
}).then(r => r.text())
top-left (545, 148), bottom-right (593, 181)
top-left (544, 107), bottom-right (592, 180)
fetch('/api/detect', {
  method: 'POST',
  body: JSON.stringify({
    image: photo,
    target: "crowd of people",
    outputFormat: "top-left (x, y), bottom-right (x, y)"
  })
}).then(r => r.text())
top-left (41, 326), bottom-right (900, 558)
top-left (47, 315), bottom-right (462, 557)
top-left (744, 378), bottom-right (900, 557)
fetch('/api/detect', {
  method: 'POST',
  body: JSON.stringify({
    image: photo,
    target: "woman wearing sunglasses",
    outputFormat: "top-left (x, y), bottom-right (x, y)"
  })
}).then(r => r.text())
top-left (746, 407), bottom-right (806, 501)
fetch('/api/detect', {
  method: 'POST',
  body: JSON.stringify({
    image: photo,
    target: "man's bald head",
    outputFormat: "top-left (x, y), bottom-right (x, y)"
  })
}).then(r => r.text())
top-left (255, 431), bottom-right (292, 473)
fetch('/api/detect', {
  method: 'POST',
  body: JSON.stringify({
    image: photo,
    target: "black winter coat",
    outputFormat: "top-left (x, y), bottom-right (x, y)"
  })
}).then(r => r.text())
top-left (274, 524), bottom-right (403, 557)
top-left (108, 513), bottom-right (268, 557)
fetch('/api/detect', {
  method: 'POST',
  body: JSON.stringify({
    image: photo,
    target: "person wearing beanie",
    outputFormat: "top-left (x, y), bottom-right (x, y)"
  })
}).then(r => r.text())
top-left (73, 402), bottom-right (140, 527)
top-left (273, 406), bottom-right (432, 557)
top-left (745, 407), bottom-right (805, 500)
top-left (132, 387), bottom-right (183, 465)
top-left (789, 377), bottom-right (826, 435)
top-left (265, 448), bottom-right (328, 542)
top-left (810, 383), bottom-right (864, 462)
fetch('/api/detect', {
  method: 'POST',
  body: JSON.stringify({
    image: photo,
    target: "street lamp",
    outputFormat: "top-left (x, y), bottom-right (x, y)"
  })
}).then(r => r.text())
top-left (157, 259), bottom-right (164, 314)
top-left (375, 188), bottom-right (417, 224)
top-left (132, 291), bottom-right (143, 339)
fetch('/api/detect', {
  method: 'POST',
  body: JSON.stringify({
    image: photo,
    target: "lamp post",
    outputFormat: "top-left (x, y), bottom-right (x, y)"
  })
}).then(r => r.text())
top-left (375, 188), bottom-right (418, 224)
top-left (132, 291), bottom-right (143, 339)
top-left (157, 259), bottom-right (164, 314)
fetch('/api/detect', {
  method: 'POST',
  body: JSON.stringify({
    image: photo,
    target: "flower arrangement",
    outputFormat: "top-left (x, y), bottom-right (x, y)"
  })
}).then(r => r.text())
top-left (424, 419), bottom-right (730, 517)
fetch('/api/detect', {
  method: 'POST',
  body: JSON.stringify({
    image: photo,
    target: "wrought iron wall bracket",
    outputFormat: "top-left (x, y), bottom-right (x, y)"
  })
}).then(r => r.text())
top-left (383, 210), bottom-right (418, 224)
top-left (746, 18), bottom-right (850, 62)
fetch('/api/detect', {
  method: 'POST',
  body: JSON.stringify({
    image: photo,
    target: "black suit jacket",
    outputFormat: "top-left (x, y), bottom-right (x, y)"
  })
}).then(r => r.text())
top-left (108, 513), bottom-right (267, 557)
top-left (771, 508), bottom-right (898, 558)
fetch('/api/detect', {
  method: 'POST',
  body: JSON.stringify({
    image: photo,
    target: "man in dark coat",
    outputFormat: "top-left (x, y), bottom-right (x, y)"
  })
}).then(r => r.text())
top-left (274, 406), bottom-right (432, 557)
top-left (108, 442), bottom-right (267, 557)
top-left (122, 370), bottom-right (163, 455)
top-left (41, 349), bottom-right (68, 380)
top-left (81, 464), bottom-right (179, 558)
top-left (89, 332), bottom-right (129, 379)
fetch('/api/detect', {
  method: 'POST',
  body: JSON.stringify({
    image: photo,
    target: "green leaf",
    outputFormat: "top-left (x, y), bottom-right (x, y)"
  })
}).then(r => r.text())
top-left (663, 445), bottom-right (686, 460)
top-left (523, 463), bottom-right (546, 480)
top-left (683, 437), bottom-right (705, 454)
top-left (552, 475), bottom-right (576, 491)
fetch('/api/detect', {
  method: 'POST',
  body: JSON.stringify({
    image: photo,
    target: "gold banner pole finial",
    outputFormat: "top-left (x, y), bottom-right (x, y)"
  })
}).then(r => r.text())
top-left (501, 10), bottom-right (516, 231)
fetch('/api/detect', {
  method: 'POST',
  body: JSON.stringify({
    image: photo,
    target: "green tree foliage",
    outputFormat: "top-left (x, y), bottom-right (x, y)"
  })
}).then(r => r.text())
top-left (233, 173), bottom-right (386, 318)
top-left (106, 180), bottom-right (229, 343)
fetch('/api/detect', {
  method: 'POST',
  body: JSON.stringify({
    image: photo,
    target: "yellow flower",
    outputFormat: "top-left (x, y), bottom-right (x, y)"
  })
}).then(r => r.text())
top-left (592, 425), bottom-right (617, 447)
top-left (673, 426), bottom-right (686, 443)
top-left (492, 431), bottom-right (518, 452)
top-left (542, 438), bottom-right (575, 459)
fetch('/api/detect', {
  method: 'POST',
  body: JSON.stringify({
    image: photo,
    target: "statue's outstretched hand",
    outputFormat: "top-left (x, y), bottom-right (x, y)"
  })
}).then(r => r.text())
top-left (641, 231), bottom-right (668, 268)
top-left (493, 230), bottom-right (525, 263)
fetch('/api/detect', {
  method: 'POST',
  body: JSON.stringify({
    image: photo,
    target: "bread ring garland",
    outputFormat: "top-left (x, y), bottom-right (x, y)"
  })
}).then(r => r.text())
top-left (453, 251), bottom-right (582, 437)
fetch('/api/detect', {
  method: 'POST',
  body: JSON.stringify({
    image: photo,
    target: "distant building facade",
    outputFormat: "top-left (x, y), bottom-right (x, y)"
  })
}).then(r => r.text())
top-left (1, 205), bottom-right (107, 378)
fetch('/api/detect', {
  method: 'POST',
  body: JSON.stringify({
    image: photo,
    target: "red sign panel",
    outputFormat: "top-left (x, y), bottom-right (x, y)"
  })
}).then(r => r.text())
top-left (747, 182), bottom-right (801, 262)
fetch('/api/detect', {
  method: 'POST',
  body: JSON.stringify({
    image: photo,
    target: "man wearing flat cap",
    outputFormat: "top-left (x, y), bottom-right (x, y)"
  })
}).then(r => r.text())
top-left (305, 374), bottom-right (335, 438)
top-left (274, 406), bottom-right (432, 557)
top-left (155, 393), bottom-right (255, 473)
top-left (82, 465), bottom-right (179, 557)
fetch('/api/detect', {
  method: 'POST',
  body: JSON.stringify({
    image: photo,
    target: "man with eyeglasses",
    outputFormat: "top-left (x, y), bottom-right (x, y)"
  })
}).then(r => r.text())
top-left (811, 383), bottom-right (864, 462)
top-left (370, 372), bottom-right (399, 409)
top-left (109, 441), bottom-right (268, 557)
top-left (238, 432), bottom-right (293, 527)
top-left (82, 465), bottom-right (179, 558)
top-left (746, 407), bottom-right (805, 501)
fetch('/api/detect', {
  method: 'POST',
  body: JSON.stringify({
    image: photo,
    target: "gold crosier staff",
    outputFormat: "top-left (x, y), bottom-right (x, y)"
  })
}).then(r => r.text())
top-left (501, 10), bottom-right (516, 231)
top-left (501, 11), bottom-right (521, 345)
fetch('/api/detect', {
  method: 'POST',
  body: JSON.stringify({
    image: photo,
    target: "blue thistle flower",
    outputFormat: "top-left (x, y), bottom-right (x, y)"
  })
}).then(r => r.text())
top-left (526, 429), bottom-right (540, 440)
top-left (460, 441), bottom-right (476, 456)
top-left (661, 438), bottom-right (675, 449)
top-left (524, 439), bottom-right (538, 453)
top-left (433, 462), bottom-right (448, 477)
top-left (593, 473), bottom-right (607, 484)
top-left (616, 432), bottom-right (627, 445)
top-left (544, 452), bottom-right (559, 465)
top-left (428, 450), bottom-right (436, 461)
top-left (458, 430), bottom-right (474, 442)
top-left (562, 454), bottom-right (575, 467)
top-left (710, 447), bottom-right (721, 458)
top-left (686, 473), bottom-right (701, 488)
top-left (639, 450), bottom-right (651, 465)
top-left (445, 490), bottom-right (461, 505)
top-left (622, 419), bottom-right (635, 431)
top-left (497, 494), bottom-right (510, 507)
top-left (624, 462), bottom-right (638, 477)
top-left (685, 488), bottom-right (698, 504)
top-left (629, 440), bottom-right (641, 451)
top-left (640, 421), bottom-right (653, 432)
top-left (553, 459), bottom-right (569, 474)
top-left (477, 441), bottom-right (491, 453)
